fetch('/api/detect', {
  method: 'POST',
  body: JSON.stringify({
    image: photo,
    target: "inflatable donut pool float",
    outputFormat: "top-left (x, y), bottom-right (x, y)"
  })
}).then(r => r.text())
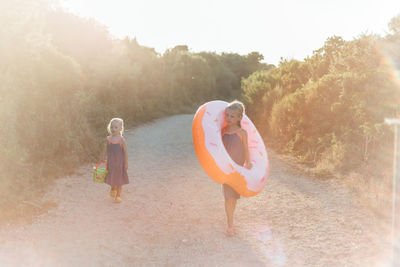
top-left (192, 100), bottom-right (269, 197)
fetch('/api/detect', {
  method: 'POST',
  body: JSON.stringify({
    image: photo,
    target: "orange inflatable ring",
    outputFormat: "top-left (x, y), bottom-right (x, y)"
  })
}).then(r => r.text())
top-left (192, 100), bottom-right (269, 197)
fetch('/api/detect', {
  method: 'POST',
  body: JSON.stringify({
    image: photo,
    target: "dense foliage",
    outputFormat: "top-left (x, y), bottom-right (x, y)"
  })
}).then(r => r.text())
top-left (242, 17), bottom-right (400, 174)
top-left (0, 0), bottom-right (266, 210)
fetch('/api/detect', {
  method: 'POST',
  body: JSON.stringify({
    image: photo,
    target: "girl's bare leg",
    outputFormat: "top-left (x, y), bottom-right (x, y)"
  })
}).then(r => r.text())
top-left (116, 186), bottom-right (122, 198)
top-left (110, 186), bottom-right (117, 197)
top-left (225, 198), bottom-right (237, 229)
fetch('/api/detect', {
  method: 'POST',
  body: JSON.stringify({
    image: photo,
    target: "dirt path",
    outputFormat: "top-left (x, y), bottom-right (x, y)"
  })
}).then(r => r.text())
top-left (0, 114), bottom-right (392, 266)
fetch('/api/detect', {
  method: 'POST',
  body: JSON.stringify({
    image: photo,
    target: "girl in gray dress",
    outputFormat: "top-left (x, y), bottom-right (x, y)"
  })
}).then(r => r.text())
top-left (102, 118), bottom-right (129, 203)
top-left (222, 101), bottom-right (252, 236)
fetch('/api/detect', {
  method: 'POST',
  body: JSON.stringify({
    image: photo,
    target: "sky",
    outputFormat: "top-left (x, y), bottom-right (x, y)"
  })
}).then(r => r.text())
top-left (62, 0), bottom-right (400, 65)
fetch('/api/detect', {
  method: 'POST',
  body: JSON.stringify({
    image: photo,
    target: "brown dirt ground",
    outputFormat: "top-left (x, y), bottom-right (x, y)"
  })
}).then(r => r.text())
top-left (0, 114), bottom-right (393, 266)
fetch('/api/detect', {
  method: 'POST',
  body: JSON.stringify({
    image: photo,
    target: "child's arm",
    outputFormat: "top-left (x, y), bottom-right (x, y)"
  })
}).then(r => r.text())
top-left (121, 137), bottom-right (128, 170)
top-left (241, 130), bottom-right (252, 169)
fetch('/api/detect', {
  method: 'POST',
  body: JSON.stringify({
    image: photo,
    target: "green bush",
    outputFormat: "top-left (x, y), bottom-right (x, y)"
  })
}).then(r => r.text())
top-left (243, 25), bottom-right (400, 173)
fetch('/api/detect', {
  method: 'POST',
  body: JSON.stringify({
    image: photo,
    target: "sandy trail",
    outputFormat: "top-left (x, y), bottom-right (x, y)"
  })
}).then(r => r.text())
top-left (0, 114), bottom-right (392, 266)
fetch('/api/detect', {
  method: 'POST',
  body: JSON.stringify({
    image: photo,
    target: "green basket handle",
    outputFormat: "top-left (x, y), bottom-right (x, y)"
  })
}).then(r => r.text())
top-left (95, 160), bottom-right (108, 170)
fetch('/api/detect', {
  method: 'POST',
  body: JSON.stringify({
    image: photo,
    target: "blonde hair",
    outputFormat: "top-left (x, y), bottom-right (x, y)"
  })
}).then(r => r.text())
top-left (226, 100), bottom-right (245, 127)
top-left (107, 118), bottom-right (124, 135)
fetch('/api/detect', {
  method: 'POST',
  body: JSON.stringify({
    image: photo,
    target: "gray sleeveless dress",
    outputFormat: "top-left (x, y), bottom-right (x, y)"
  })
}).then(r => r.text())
top-left (105, 136), bottom-right (129, 186)
top-left (222, 128), bottom-right (245, 199)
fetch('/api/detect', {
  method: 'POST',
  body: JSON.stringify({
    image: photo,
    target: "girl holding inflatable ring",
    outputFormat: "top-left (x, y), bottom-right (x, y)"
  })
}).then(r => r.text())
top-left (222, 100), bottom-right (252, 236)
